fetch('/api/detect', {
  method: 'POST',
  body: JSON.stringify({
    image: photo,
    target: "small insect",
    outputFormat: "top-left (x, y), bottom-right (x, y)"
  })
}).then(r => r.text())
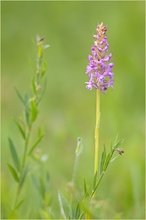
top-left (39, 37), bottom-right (45, 42)
top-left (115, 148), bottom-right (124, 155)
top-left (36, 35), bottom-right (45, 45)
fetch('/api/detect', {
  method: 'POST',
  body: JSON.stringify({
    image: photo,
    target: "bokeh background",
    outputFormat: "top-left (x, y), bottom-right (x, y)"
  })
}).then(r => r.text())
top-left (2, 1), bottom-right (145, 219)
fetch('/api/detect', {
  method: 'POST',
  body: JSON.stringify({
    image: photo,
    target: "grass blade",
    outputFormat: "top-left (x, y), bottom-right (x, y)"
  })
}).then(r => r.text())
top-left (30, 99), bottom-right (38, 123)
top-left (36, 79), bottom-right (47, 105)
top-left (7, 163), bottom-right (19, 182)
top-left (19, 165), bottom-right (28, 191)
top-left (103, 152), bottom-right (111, 171)
top-left (58, 191), bottom-right (67, 219)
top-left (14, 120), bottom-right (26, 140)
top-left (8, 138), bottom-right (20, 172)
top-left (15, 87), bottom-right (25, 106)
top-left (100, 145), bottom-right (106, 174)
top-left (75, 202), bottom-right (81, 219)
top-left (15, 199), bottom-right (25, 209)
top-left (32, 77), bottom-right (37, 95)
top-left (41, 61), bottom-right (47, 79)
top-left (28, 134), bottom-right (44, 156)
top-left (83, 179), bottom-right (88, 198)
top-left (113, 139), bottom-right (124, 150)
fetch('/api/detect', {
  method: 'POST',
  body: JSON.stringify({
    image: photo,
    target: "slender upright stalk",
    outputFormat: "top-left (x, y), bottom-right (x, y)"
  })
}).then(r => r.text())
top-left (21, 127), bottom-right (31, 171)
top-left (9, 36), bottom-right (48, 216)
top-left (85, 23), bottom-right (114, 173)
top-left (12, 127), bottom-right (31, 212)
top-left (94, 89), bottom-right (100, 174)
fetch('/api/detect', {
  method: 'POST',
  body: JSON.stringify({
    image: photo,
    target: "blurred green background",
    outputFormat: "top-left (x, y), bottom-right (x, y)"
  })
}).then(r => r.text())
top-left (2, 1), bottom-right (145, 219)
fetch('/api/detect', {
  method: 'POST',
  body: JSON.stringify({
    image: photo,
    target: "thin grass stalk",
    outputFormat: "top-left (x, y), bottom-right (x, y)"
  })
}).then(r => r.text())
top-left (94, 89), bottom-right (100, 174)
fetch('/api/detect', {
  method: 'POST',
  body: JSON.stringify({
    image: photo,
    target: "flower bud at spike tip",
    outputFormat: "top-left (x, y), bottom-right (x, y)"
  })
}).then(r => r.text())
top-left (37, 35), bottom-right (45, 59)
top-left (76, 137), bottom-right (83, 157)
top-left (37, 41), bottom-right (43, 59)
top-left (85, 23), bottom-right (114, 93)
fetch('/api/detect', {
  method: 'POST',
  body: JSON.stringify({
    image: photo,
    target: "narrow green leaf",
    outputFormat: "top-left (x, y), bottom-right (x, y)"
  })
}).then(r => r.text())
top-left (43, 61), bottom-right (47, 69)
top-left (78, 212), bottom-right (84, 219)
top-left (41, 69), bottom-right (46, 78)
top-left (15, 199), bottom-right (25, 209)
top-left (8, 138), bottom-right (20, 172)
top-left (58, 191), bottom-right (67, 219)
top-left (75, 202), bottom-right (81, 218)
top-left (32, 77), bottom-right (37, 95)
top-left (15, 89), bottom-right (29, 110)
top-left (41, 61), bottom-right (47, 79)
top-left (17, 92), bottom-right (29, 126)
top-left (100, 145), bottom-right (106, 174)
top-left (114, 134), bottom-right (119, 145)
top-left (7, 163), bottom-right (19, 182)
top-left (31, 173), bottom-right (48, 200)
top-left (19, 165), bottom-right (28, 191)
top-left (58, 191), bottom-right (71, 219)
top-left (24, 93), bottom-right (29, 106)
top-left (30, 99), bottom-right (38, 123)
top-left (113, 139), bottom-right (124, 150)
top-left (38, 40), bottom-right (43, 58)
top-left (15, 88), bottom-right (25, 106)
top-left (25, 109), bottom-right (30, 126)
top-left (110, 154), bottom-right (120, 163)
top-left (36, 79), bottom-right (47, 105)
top-left (93, 165), bottom-right (110, 196)
top-left (83, 179), bottom-right (89, 199)
top-left (14, 121), bottom-right (26, 140)
top-left (28, 134), bottom-right (44, 156)
top-left (103, 152), bottom-right (111, 171)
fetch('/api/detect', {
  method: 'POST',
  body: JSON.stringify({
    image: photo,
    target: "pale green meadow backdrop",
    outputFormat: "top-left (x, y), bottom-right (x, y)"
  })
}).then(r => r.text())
top-left (1, 1), bottom-right (145, 219)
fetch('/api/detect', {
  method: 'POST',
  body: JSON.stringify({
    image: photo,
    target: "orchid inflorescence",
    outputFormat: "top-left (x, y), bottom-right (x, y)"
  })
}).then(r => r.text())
top-left (85, 22), bottom-right (114, 92)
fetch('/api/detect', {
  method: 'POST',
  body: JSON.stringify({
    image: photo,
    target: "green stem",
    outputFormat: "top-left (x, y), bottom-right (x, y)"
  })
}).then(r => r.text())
top-left (94, 89), bottom-right (100, 174)
top-left (12, 185), bottom-right (20, 210)
top-left (21, 127), bottom-right (31, 171)
top-left (72, 155), bottom-right (78, 184)
top-left (91, 149), bottom-right (115, 199)
top-left (12, 126), bottom-right (31, 211)
top-left (90, 172), bottom-right (104, 200)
